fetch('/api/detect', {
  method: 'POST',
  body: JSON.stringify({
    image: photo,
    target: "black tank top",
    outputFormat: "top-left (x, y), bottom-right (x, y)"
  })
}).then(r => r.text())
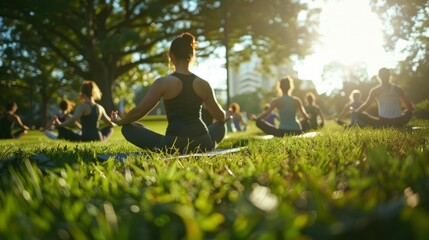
top-left (0, 113), bottom-right (14, 139)
top-left (81, 103), bottom-right (102, 141)
top-left (164, 73), bottom-right (208, 137)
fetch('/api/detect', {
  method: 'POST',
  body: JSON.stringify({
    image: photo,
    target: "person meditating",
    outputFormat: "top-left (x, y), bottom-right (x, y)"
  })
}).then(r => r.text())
top-left (0, 101), bottom-right (29, 139)
top-left (111, 32), bottom-right (226, 154)
top-left (252, 76), bottom-right (309, 137)
top-left (55, 81), bottom-right (116, 141)
top-left (355, 68), bottom-right (414, 128)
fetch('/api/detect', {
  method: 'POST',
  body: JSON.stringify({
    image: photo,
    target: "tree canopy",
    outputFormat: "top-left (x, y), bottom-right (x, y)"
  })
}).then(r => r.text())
top-left (0, 0), bottom-right (319, 120)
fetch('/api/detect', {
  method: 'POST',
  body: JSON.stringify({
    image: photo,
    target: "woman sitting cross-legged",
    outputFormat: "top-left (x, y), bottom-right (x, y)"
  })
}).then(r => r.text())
top-left (251, 76), bottom-right (310, 137)
top-left (111, 32), bottom-right (226, 154)
top-left (55, 81), bottom-right (116, 142)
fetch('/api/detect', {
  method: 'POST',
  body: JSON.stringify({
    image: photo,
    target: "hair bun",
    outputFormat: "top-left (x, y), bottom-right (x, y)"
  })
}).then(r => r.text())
top-left (181, 32), bottom-right (195, 45)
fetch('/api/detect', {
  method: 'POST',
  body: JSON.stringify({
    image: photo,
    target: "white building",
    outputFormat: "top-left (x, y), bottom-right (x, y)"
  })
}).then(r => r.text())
top-left (228, 53), bottom-right (297, 96)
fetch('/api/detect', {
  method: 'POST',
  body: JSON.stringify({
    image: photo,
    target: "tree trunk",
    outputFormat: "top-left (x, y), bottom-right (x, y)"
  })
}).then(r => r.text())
top-left (40, 96), bottom-right (50, 128)
top-left (90, 61), bottom-right (116, 113)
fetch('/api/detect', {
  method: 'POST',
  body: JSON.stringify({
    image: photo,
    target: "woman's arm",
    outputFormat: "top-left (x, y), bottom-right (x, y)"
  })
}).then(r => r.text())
top-left (355, 87), bottom-right (378, 113)
top-left (336, 104), bottom-right (350, 121)
top-left (99, 106), bottom-right (117, 127)
top-left (14, 115), bottom-right (30, 130)
top-left (59, 104), bottom-right (84, 127)
top-left (294, 97), bottom-right (310, 120)
top-left (113, 78), bottom-right (164, 126)
top-left (396, 86), bottom-right (415, 112)
top-left (199, 80), bottom-right (226, 122)
top-left (255, 100), bottom-right (277, 121)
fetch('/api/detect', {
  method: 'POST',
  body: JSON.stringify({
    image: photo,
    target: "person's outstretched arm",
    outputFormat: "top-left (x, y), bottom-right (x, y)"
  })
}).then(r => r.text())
top-left (112, 78), bottom-right (164, 126)
top-left (199, 80), bottom-right (226, 122)
top-left (355, 88), bottom-right (377, 113)
top-left (294, 97), bottom-right (310, 120)
top-left (59, 104), bottom-right (84, 127)
top-left (99, 106), bottom-right (117, 127)
top-left (14, 115), bottom-right (29, 130)
top-left (254, 101), bottom-right (276, 121)
top-left (396, 86), bottom-right (415, 112)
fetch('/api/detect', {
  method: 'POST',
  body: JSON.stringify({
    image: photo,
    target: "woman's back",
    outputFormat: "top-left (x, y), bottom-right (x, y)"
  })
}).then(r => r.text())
top-left (80, 103), bottom-right (102, 141)
top-left (0, 113), bottom-right (13, 138)
top-left (164, 72), bottom-right (208, 137)
top-left (376, 85), bottom-right (402, 118)
top-left (277, 96), bottom-right (301, 131)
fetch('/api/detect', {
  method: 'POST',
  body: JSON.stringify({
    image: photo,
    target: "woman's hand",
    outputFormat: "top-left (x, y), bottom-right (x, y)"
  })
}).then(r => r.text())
top-left (110, 111), bottom-right (122, 124)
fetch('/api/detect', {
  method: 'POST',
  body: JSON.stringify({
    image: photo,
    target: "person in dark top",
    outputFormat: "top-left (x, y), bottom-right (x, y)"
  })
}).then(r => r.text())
top-left (302, 92), bottom-right (324, 131)
top-left (55, 81), bottom-right (116, 142)
top-left (0, 101), bottom-right (29, 139)
top-left (42, 99), bottom-right (82, 139)
top-left (336, 89), bottom-right (365, 127)
top-left (111, 32), bottom-right (226, 154)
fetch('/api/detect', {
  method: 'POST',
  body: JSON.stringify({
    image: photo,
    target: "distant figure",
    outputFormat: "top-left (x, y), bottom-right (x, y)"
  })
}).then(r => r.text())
top-left (355, 68), bottom-right (414, 128)
top-left (111, 32), bottom-right (226, 153)
top-left (226, 102), bottom-right (247, 132)
top-left (55, 81), bottom-right (116, 141)
top-left (336, 89), bottom-right (365, 127)
top-left (252, 76), bottom-right (309, 137)
top-left (42, 99), bottom-right (82, 139)
top-left (302, 92), bottom-right (325, 130)
top-left (262, 103), bottom-right (279, 126)
top-left (0, 101), bottom-right (29, 139)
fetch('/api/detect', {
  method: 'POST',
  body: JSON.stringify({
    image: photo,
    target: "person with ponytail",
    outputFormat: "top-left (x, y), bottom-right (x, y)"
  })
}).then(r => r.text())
top-left (55, 81), bottom-right (116, 141)
top-left (355, 68), bottom-right (414, 128)
top-left (111, 32), bottom-right (226, 153)
top-left (251, 76), bottom-right (309, 137)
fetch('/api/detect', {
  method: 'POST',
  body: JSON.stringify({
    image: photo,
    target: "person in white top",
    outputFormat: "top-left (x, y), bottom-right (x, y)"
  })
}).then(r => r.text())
top-left (355, 68), bottom-right (414, 128)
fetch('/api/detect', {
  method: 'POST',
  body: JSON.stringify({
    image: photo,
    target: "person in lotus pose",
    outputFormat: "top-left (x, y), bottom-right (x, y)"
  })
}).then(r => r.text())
top-left (252, 76), bottom-right (309, 137)
top-left (336, 89), bottom-right (365, 127)
top-left (0, 101), bottom-right (29, 139)
top-left (42, 99), bottom-right (82, 139)
top-left (302, 92), bottom-right (325, 130)
top-left (355, 68), bottom-right (414, 128)
top-left (111, 32), bottom-right (226, 153)
top-left (55, 81), bottom-right (116, 141)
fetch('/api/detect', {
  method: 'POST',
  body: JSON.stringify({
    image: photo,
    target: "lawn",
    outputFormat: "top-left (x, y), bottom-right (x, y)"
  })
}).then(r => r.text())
top-left (1, 120), bottom-right (428, 239)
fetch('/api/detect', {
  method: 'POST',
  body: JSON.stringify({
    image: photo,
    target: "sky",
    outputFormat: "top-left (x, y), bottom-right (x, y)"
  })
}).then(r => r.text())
top-left (192, 0), bottom-right (408, 95)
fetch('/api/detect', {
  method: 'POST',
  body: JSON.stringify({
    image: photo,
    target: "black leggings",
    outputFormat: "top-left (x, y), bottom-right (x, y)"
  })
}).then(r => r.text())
top-left (121, 122), bottom-right (226, 154)
top-left (57, 126), bottom-right (113, 142)
top-left (357, 110), bottom-right (412, 128)
top-left (256, 119), bottom-right (302, 137)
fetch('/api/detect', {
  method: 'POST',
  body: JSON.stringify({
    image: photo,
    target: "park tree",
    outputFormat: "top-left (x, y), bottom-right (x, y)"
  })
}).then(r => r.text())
top-left (371, 0), bottom-right (429, 102)
top-left (0, 20), bottom-right (79, 126)
top-left (0, 0), bottom-right (319, 114)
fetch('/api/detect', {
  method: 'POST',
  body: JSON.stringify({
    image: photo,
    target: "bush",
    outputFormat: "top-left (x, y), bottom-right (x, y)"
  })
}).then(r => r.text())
top-left (413, 100), bottom-right (429, 120)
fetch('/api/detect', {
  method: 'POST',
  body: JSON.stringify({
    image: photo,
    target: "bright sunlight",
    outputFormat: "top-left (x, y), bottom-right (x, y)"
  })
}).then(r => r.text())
top-left (296, 0), bottom-right (405, 94)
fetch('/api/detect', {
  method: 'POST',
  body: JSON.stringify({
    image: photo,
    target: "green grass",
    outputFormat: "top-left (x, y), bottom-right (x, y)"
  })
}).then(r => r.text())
top-left (1, 120), bottom-right (429, 239)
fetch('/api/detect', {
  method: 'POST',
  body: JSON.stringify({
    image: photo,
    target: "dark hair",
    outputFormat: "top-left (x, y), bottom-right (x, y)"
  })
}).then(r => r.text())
top-left (169, 32), bottom-right (196, 62)
top-left (306, 92), bottom-right (316, 104)
top-left (378, 67), bottom-right (390, 83)
top-left (229, 102), bottom-right (240, 113)
top-left (80, 80), bottom-right (102, 100)
top-left (59, 99), bottom-right (75, 113)
top-left (5, 101), bottom-right (17, 111)
top-left (278, 76), bottom-right (294, 95)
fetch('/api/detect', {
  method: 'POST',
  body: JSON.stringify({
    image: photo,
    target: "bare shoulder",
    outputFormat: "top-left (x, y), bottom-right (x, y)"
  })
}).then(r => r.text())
top-left (292, 96), bottom-right (303, 103)
top-left (193, 76), bottom-right (211, 88)
top-left (193, 76), bottom-right (212, 99)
